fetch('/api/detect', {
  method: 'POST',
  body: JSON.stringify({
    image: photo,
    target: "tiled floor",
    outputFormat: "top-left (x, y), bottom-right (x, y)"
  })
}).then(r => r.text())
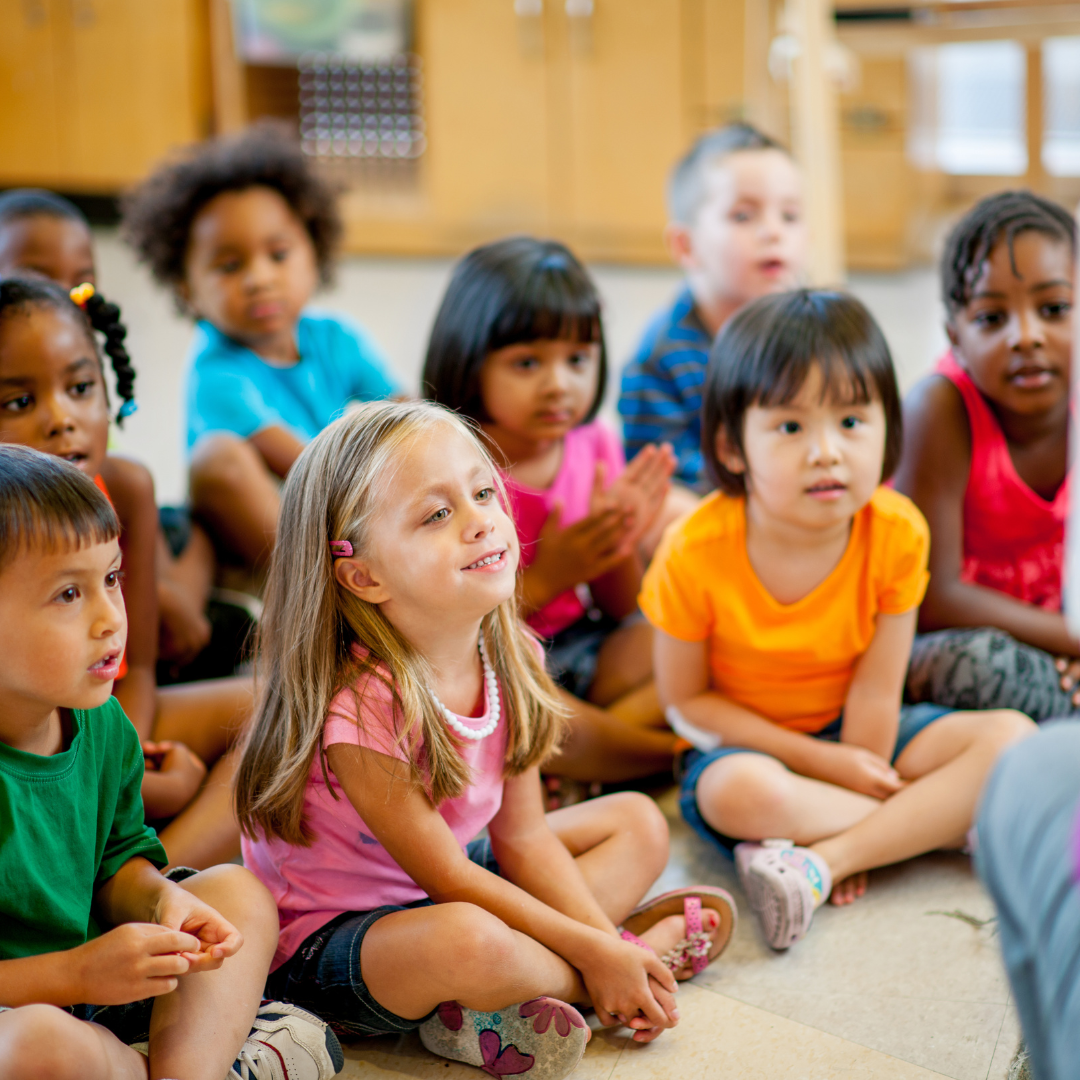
top-left (336, 791), bottom-right (1019, 1080)
top-left (91, 234), bottom-right (1006, 1078)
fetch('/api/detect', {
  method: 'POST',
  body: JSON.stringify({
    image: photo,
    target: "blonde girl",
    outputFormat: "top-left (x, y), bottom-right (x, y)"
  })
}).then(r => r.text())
top-left (235, 401), bottom-right (734, 1077)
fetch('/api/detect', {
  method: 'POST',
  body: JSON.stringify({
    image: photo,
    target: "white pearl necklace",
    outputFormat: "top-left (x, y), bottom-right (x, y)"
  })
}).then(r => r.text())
top-left (428, 631), bottom-right (500, 741)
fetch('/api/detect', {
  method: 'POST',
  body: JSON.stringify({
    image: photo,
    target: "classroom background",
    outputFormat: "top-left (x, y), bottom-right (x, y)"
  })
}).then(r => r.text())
top-left (2, 2), bottom-right (1077, 1077)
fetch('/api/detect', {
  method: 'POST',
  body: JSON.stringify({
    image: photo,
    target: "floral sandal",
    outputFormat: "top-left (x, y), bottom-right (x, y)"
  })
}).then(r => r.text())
top-left (419, 997), bottom-right (589, 1079)
top-left (619, 886), bottom-right (737, 977)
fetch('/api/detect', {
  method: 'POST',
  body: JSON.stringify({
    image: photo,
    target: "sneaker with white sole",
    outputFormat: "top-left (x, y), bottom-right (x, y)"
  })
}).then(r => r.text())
top-left (419, 998), bottom-right (589, 1080)
top-left (734, 839), bottom-right (832, 950)
top-left (227, 1001), bottom-right (344, 1080)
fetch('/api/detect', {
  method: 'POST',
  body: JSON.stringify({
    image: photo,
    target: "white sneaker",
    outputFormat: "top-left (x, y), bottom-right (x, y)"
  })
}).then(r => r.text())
top-left (227, 1001), bottom-right (344, 1080)
top-left (734, 840), bottom-right (832, 950)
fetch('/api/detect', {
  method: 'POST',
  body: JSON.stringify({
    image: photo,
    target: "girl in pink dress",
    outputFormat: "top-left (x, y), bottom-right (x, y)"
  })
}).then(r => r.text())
top-left (895, 190), bottom-right (1076, 720)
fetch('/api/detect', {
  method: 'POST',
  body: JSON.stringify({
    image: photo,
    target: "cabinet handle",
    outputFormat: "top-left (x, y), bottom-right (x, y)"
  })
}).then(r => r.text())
top-left (23, 0), bottom-right (47, 26)
top-left (70, 0), bottom-right (95, 27)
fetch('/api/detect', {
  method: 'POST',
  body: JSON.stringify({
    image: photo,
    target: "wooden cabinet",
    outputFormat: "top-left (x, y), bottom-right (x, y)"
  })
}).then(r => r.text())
top-left (336, 0), bottom-right (747, 262)
top-left (0, 0), bottom-right (209, 191)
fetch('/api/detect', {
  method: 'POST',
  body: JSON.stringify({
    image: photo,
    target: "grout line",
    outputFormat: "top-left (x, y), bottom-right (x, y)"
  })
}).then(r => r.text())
top-left (984, 991), bottom-right (1013, 1080)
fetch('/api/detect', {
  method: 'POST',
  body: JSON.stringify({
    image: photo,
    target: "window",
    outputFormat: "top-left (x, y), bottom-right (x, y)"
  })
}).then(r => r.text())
top-left (1043, 37), bottom-right (1080, 177)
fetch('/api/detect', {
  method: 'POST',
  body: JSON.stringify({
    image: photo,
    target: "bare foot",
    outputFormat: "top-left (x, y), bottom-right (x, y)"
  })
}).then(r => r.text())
top-left (636, 908), bottom-right (720, 979)
top-left (829, 871), bottom-right (868, 906)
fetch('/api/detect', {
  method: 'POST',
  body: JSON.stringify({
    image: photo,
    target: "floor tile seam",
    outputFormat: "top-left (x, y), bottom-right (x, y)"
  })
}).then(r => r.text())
top-left (983, 991), bottom-right (1014, 1080)
top-left (697, 982), bottom-right (1010, 1007)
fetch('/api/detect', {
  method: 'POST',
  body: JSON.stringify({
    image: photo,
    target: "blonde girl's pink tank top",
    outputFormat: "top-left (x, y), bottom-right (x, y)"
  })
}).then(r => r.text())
top-left (938, 351), bottom-right (1069, 611)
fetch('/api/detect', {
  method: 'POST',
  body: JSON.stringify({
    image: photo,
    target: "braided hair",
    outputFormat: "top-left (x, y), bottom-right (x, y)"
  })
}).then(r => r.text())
top-left (0, 276), bottom-right (136, 426)
top-left (941, 190), bottom-right (1076, 315)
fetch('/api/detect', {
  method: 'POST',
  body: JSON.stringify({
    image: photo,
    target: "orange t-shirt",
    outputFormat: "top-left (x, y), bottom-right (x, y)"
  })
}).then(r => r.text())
top-left (93, 472), bottom-right (129, 682)
top-left (639, 486), bottom-right (930, 733)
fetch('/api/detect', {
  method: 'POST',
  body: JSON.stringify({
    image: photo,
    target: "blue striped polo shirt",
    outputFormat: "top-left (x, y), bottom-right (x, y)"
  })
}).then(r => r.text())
top-left (618, 286), bottom-right (713, 490)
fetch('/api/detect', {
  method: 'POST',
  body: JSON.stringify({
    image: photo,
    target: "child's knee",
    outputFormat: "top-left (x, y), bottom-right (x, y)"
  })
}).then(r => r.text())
top-left (189, 434), bottom-right (263, 498)
top-left (432, 903), bottom-right (518, 976)
top-left (610, 790), bottom-right (669, 864)
top-left (697, 754), bottom-right (791, 823)
top-left (0, 1005), bottom-right (96, 1080)
top-left (180, 863), bottom-right (277, 931)
top-left (977, 709), bottom-right (1038, 750)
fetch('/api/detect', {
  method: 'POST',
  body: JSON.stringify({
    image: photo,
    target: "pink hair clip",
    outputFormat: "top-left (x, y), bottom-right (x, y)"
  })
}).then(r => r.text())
top-left (329, 540), bottom-right (353, 558)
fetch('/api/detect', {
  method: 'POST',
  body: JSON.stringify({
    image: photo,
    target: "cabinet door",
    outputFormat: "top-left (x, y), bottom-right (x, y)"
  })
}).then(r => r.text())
top-left (548, 1), bottom-right (686, 261)
top-left (422, 0), bottom-right (550, 238)
top-left (0, 0), bottom-right (63, 185)
top-left (56, 0), bottom-right (204, 188)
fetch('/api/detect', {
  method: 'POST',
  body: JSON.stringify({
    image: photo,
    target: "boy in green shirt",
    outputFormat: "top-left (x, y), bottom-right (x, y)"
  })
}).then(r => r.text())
top-left (0, 446), bottom-right (343, 1080)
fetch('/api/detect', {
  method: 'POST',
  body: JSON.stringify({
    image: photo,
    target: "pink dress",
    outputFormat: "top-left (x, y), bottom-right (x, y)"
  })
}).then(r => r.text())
top-left (242, 648), bottom-right (508, 970)
top-left (502, 421), bottom-right (626, 638)
top-left (938, 351), bottom-right (1069, 610)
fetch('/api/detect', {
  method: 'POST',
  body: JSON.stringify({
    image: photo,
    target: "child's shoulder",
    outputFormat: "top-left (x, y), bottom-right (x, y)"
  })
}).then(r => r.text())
top-left (867, 486), bottom-right (929, 547)
top-left (323, 648), bottom-right (406, 759)
top-left (659, 490), bottom-right (744, 558)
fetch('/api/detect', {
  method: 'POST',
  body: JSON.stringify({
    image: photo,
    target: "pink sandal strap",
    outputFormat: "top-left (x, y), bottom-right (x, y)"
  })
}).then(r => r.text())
top-left (620, 929), bottom-right (654, 953)
top-left (657, 896), bottom-right (712, 976)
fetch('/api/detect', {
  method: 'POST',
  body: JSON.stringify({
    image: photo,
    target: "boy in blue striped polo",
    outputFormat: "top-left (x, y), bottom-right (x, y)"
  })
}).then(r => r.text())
top-left (619, 124), bottom-right (807, 496)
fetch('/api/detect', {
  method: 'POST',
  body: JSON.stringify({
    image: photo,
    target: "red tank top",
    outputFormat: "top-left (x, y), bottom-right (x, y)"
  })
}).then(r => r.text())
top-left (938, 351), bottom-right (1069, 611)
top-left (93, 472), bottom-right (130, 680)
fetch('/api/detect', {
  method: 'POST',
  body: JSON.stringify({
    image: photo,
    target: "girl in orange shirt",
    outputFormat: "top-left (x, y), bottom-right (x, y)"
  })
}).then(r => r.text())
top-left (642, 289), bottom-right (1035, 950)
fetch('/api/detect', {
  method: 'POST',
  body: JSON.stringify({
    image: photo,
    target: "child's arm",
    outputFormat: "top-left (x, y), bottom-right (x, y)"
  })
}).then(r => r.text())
top-left (325, 743), bottom-right (678, 1035)
top-left (248, 426), bottom-right (305, 479)
top-left (894, 376), bottom-right (1077, 656)
top-left (841, 609), bottom-right (917, 760)
top-left (655, 631), bottom-right (902, 799)
top-left (0, 857), bottom-right (240, 1009)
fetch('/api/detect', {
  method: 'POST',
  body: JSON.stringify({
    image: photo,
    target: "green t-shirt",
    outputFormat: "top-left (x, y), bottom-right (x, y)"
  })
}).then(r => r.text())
top-left (0, 696), bottom-right (167, 959)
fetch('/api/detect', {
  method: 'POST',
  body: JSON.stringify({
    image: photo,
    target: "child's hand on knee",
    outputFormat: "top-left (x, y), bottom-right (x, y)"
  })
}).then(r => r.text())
top-left (816, 743), bottom-right (903, 799)
top-left (1054, 656), bottom-right (1080, 704)
top-left (584, 936), bottom-right (679, 1038)
top-left (72, 922), bottom-right (200, 1005)
top-left (151, 882), bottom-right (244, 974)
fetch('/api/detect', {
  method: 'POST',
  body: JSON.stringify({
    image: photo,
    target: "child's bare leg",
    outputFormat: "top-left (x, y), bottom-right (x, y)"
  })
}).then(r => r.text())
top-left (810, 709), bottom-right (1036, 885)
top-left (147, 864), bottom-right (277, 1080)
top-left (361, 903), bottom-right (587, 1020)
top-left (169, 522), bottom-right (216, 609)
top-left (696, 752), bottom-right (881, 844)
top-left (190, 434), bottom-right (280, 569)
top-left (607, 682), bottom-right (668, 728)
top-left (158, 749), bottom-right (242, 870)
top-left (589, 622), bottom-right (654, 706)
top-left (153, 675), bottom-right (254, 765)
top-left (546, 689), bottom-right (678, 783)
top-left (0, 1005), bottom-right (148, 1080)
top-left (546, 792), bottom-right (669, 923)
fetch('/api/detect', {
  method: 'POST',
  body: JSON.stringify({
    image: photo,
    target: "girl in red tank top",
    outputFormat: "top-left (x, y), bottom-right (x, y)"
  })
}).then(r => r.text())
top-left (894, 191), bottom-right (1077, 722)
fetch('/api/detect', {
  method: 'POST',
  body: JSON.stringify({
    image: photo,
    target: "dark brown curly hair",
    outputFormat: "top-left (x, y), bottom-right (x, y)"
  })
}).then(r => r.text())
top-left (121, 121), bottom-right (342, 297)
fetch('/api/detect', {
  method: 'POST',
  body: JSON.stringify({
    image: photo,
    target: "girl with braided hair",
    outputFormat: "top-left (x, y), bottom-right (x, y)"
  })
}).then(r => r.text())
top-left (0, 275), bottom-right (251, 870)
top-left (894, 190), bottom-right (1078, 721)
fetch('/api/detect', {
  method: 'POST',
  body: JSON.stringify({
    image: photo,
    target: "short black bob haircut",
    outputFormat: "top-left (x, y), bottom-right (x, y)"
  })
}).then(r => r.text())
top-left (0, 444), bottom-right (119, 573)
top-left (422, 236), bottom-right (606, 425)
top-left (701, 289), bottom-right (902, 496)
top-left (121, 120), bottom-right (342, 296)
top-left (940, 189), bottom-right (1077, 315)
top-left (0, 189), bottom-right (88, 228)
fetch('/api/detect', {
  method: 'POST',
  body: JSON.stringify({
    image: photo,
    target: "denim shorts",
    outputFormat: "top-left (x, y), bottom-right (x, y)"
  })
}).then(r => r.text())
top-left (265, 838), bottom-right (500, 1039)
top-left (679, 703), bottom-right (954, 858)
top-left (544, 609), bottom-right (622, 699)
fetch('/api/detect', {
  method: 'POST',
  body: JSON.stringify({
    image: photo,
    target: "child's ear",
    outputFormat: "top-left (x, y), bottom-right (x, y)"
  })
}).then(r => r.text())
top-left (715, 430), bottom-right (746, 476)
top-left (664, 222), bottom-right (698, 272)
top-left (334, 558), bottom-right (391, 604)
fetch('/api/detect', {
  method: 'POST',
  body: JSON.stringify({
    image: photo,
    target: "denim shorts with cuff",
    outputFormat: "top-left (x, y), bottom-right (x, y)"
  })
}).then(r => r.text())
top-left (265, 838), bottom-right (500, 1039)
top-left (679, 703), bottom-right (954, 858)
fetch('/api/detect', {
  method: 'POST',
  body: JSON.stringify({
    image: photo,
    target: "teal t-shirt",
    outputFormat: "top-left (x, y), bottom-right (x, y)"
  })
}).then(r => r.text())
top-left (0, 697), bottom-right (167, 959)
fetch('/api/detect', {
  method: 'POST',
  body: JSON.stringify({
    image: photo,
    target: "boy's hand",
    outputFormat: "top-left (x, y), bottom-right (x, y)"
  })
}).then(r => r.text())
top-left (601, 444), bottom-right (676, 556)
top-left (580, 934), bottom-right (679, 1042)
top-left (71, 923), bottom-right (199, 1005)
top-left (141, 741), bottom-right (207, 818)
top-left (814, 742), bottom-right (903, 799)
top-left (151, 881), bottom-right (244, 974)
